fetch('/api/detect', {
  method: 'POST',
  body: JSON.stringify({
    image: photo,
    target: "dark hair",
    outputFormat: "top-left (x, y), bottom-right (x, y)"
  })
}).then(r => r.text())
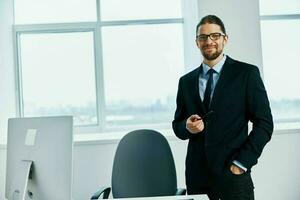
top-left (196, 15), bottom-right (226, 35)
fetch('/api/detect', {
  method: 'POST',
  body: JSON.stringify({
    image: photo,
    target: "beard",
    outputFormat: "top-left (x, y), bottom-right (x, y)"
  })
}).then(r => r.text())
top-left (201, 45), bottom-right (223, 61)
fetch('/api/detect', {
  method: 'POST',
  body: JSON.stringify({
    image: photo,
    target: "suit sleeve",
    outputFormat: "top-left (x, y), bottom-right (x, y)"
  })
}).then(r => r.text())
top-left (172, 78), bottom-right (195, 140)
top-left (236, 67), bottom-right (274, 169)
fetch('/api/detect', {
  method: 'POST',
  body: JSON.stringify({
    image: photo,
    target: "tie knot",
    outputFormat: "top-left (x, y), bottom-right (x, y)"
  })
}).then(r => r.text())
top-left (207, 68), bottom-right (215, 75)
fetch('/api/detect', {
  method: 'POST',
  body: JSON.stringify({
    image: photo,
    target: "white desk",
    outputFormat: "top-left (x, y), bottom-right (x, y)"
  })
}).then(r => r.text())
top-left (5, 195), bottom-right (207, 200)
top-left (108, 195), bottom-right (207, 200)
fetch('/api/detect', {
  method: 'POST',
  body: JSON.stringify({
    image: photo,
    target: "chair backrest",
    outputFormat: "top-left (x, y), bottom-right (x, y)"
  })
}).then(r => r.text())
top-left (111, 129), bottom-right (177, 198)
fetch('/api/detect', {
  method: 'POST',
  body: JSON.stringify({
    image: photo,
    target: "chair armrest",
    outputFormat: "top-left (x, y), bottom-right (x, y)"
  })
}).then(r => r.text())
top-left (90, 187), bottom-right (111, 199)
top-left (175, 188), bottom-right (186, 195)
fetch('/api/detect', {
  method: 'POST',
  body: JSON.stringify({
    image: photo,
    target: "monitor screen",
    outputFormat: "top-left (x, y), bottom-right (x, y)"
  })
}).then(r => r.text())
top-left (5, 116), bottom-right (73, 200)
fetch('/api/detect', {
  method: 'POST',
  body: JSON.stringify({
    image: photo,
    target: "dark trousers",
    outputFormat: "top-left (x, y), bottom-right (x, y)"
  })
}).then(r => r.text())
top-left (187, 166), bottom-right (255, 200)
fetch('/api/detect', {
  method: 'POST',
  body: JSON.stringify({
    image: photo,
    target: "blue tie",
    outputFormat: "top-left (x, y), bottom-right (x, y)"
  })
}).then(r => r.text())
top-left (203, 69), bottom-right (214, 111)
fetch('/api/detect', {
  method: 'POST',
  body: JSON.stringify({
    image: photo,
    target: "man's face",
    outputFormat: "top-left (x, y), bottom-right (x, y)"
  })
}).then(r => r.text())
top-left (196, 23), bottom-right (228, 61)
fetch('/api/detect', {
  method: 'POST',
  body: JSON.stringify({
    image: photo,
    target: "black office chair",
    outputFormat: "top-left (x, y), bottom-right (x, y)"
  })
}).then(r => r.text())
top-left (91, 129), bottom-right (186, 199)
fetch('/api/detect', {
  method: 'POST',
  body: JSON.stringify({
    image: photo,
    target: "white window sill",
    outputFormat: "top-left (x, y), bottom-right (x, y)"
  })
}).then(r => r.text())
top-left (73, 126), bottom-right (300, 146)
top-left (73, 128), bottom-right (179, 146)
top-left (1, 127), bottom-right (300, 149)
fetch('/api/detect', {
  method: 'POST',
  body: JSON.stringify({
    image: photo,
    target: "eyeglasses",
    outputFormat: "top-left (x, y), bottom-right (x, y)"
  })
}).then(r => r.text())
top-left (196, 33), bottom-right (226, 42)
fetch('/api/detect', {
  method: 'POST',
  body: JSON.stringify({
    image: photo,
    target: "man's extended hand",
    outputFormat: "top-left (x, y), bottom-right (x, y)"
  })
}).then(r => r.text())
top-left (186, 114), bottom-right (204, 134)
top-left (230, 164), bottom-right (245, 175)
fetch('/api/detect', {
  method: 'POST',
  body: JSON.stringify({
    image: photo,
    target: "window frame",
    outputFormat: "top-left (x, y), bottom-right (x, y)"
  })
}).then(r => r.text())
top-left (13, 0), bottom-right (200, 134)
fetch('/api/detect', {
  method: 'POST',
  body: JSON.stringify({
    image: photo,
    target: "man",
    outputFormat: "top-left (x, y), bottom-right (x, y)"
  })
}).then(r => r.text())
top-left (172, 15), bottom-right (273, 200)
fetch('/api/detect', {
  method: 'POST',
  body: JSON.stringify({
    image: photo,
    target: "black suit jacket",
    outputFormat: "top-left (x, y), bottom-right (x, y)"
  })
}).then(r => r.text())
top-left (172, 56), bottom-right (273, 189)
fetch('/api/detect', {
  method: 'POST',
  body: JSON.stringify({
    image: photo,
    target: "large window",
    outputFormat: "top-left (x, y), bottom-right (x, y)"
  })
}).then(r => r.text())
top-left (19, 32), bottom-right (97, 126)
top-left (14, 0), bottom-right (97, 24)
top-left (14, 0), bottom-right (195, 132)
top-left (100, 0), bottom-right (182, 21)
top-left (260, 0), bottom-right (300, 129)
top-left (102, 24), bottom-right (184, 128)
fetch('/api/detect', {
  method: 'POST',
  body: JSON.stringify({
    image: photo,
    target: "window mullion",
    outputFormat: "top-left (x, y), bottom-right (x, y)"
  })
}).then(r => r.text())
top-left (260, 14), bottom-right (300, 20)
top-left (94, 0), bottom-right (106, 132)
top-left (93, 26), bottom-right (106, 132)
top-left (14, 32), bottom-right (24, 117)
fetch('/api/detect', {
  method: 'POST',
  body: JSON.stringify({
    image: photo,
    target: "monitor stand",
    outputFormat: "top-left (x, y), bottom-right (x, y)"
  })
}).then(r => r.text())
top-left (10, 160), bottom-right (32, 200)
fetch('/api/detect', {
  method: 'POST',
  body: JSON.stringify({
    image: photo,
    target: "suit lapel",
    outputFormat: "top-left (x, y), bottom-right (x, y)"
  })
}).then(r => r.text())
top-left (210, 56), bottom-right (236, 110)
top-left (190, 65), bottom-right (206, 114)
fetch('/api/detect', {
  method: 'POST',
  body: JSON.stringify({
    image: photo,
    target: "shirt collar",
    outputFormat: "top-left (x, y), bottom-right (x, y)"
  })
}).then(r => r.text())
top-left (202, 54), bottom-right (227, 75)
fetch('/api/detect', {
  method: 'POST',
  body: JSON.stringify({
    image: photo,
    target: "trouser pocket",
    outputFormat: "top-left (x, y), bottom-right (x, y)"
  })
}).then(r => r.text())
top-left (220, 167), bottom-right (254, 200)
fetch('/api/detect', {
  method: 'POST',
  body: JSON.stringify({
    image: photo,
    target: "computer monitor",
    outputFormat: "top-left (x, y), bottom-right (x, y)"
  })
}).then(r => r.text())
top-left (5, 116), bottom-right (73, 200)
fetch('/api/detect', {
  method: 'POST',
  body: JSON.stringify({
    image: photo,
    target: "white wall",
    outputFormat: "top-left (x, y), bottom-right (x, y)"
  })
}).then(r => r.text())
top-left (197, 0), bottom-right (263, 70)
top-left (0, 146), bottom-right (6, 200)
top-left (0, 0), bottom-right (15, 198)
top-left (253, 132), bottom-right (300, 199)
top-left (0, 0), bottom-right (16, 145)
